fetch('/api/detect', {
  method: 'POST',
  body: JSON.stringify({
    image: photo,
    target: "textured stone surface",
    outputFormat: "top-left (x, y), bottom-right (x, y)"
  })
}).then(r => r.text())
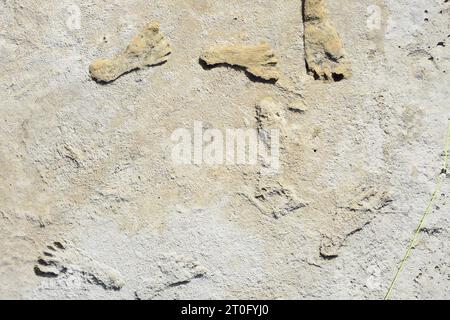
top-left (0, 0), bottom-right (449, 300)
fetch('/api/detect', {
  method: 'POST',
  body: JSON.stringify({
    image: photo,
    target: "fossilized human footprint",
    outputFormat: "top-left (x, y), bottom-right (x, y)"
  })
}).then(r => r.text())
top-left (253, 181), bottom-right (307, 219)
top-left (200, 42), bottom-right (280, 82)
top-left (303, 0), bottom-right (352, 81)
top-left (134, 253), bottom-right (207, 300)
top-left (34, 240), bottom-right (124, 290)
top-left (319, 186), bottom-right (392, 258)
top-left (89, 21), bottom-right (171, 83)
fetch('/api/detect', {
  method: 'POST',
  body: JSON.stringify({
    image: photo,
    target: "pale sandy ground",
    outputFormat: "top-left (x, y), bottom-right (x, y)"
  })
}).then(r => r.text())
top-left (0, 0), bottom-right (449, 299)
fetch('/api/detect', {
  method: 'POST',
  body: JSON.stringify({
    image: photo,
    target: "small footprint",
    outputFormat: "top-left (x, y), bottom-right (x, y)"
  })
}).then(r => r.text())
top-left (34, 240), bottom-right (124, 291)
